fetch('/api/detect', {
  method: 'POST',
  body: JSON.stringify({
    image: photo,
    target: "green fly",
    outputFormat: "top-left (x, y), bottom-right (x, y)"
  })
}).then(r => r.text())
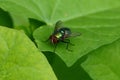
top-left (48, 20), bottom-right (81, 52)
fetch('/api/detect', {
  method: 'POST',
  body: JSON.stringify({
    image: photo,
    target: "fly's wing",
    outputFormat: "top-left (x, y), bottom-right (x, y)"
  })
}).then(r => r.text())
top-left (54, 20), bottom-right (63, 32)
top-left (69, 32), bottom-right (81, 37)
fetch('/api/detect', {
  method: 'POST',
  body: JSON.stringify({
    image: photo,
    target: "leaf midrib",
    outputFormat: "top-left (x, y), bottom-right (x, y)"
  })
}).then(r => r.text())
top-left (50, 0), bottom-right (60, 21)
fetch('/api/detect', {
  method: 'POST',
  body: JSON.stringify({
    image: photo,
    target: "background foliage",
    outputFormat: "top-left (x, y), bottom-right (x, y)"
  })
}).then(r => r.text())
top-left (0, 0), bottom-right (120, 80)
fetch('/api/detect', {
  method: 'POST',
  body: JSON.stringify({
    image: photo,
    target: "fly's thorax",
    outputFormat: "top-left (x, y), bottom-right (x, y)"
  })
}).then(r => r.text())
top-left (59, 28), bottom-right (71, 38)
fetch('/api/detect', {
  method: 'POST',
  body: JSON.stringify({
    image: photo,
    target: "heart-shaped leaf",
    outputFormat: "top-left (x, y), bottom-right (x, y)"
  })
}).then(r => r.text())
top-left (33, 21), bottom-right (120, 66)
top-left (0, 26), bottom-right (57, 80)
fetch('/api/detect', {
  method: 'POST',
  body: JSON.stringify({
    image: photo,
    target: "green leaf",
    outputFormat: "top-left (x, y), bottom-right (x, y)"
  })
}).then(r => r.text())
top-left (81, 39), bottom-right (120, 80)
top-left (0, 26), bottom-right (57, 80)
top-left (33, 19), bottom-right (120, 67)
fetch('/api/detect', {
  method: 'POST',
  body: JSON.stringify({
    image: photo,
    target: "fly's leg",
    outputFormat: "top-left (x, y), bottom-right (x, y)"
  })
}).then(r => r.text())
top-left (43, 38), bottom-right (58, 53)
top-left (61, 39), bottom-right (74, 52)
top-left (53, 43), bottom-right (57, 53)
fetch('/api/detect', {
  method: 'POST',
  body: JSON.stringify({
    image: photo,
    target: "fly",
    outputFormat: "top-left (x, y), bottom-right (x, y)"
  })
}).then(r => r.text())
top-left (47, 20), bottom-right (81, 52)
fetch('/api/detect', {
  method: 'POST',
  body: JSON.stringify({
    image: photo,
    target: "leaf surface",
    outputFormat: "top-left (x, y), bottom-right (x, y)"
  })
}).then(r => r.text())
top-left (0, 26), bottom-right (57, 80)
top-left (81, 39), bottom-right (120, 80)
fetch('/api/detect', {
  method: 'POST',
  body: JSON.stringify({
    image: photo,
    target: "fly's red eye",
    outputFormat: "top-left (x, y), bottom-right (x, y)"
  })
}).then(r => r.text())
top-left (52, 38), bottom-right (58, 43)
top-left (50, 36), bottom-right (58, 44)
